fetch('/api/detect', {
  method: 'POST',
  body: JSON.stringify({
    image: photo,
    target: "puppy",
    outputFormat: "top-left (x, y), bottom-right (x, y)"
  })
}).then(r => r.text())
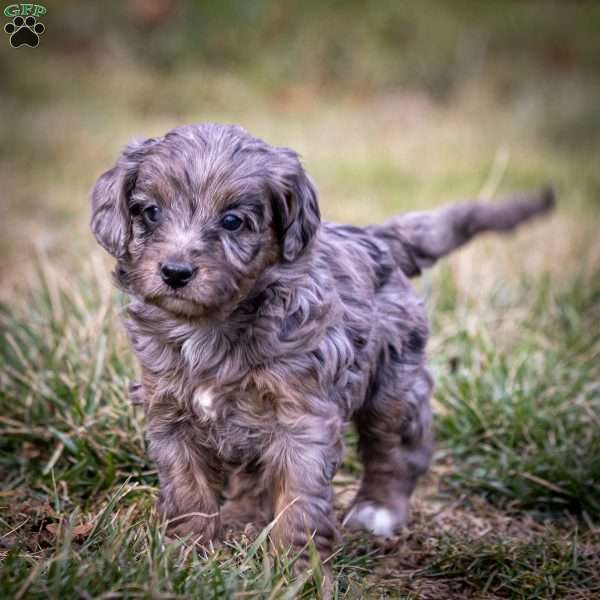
top-left (91, 123), bottom-right (554, 557)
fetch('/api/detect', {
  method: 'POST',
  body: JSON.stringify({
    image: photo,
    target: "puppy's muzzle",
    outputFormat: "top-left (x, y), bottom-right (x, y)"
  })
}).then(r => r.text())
top-left (160, 261), bottom-right (196, 289)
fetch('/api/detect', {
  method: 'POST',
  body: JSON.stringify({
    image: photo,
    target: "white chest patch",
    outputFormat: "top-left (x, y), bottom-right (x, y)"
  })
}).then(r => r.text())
top-left (193, 386), bottom-right (217, 419)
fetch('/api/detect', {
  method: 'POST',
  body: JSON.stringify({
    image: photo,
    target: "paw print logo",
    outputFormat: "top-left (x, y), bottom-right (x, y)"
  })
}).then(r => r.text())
top-left (4, 15), bottom-right (45, 48)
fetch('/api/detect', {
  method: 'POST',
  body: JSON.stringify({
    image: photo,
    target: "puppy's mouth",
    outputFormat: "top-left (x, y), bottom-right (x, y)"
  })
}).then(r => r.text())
top-left (147, 293), bottom-right (207, 317)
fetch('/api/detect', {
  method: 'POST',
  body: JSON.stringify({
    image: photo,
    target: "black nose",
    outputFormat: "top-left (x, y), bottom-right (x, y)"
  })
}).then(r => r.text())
top-left (160, 261), bottom-right (196, 289)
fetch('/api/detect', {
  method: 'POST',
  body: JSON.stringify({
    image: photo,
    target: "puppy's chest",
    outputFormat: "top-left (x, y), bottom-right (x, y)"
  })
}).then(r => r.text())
top-left (187, 383), bottom-right (277, 463)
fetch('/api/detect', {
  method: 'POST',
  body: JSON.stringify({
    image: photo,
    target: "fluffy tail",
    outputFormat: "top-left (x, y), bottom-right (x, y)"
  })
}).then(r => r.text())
top-left (370, 187), bottom-right (556, 277)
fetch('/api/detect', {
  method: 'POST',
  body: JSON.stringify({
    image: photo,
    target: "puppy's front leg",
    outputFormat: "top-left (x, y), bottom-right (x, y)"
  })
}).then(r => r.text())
top-left (265, 415), bottom-right (342, 560)
top-left (147, 403), bottom-right (223, 542)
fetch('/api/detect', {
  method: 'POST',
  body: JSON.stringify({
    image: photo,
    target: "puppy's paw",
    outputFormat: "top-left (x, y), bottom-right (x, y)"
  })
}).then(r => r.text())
top-left (342, 500), bottom-right (408, 537)
top-left (222, 518), bottom-right (261, 541)
top-left (165, 513), bottom-right (220, 544)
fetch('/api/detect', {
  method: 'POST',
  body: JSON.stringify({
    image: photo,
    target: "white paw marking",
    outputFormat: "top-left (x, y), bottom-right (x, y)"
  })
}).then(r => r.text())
top-left (343, 503), bottom-right (401, 537)
top-left (193, 386), bottom-right (217, 419)
top-left (371, 507), bottom-right (395, 536)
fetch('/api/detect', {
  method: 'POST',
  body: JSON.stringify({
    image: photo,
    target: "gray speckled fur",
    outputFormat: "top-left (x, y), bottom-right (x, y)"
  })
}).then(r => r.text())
top-left (91, 123), bottom-right (554, 555)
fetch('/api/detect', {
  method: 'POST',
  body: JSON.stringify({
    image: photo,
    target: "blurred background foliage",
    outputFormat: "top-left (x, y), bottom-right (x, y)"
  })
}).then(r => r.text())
top-left (1, 0), bottom-right (599, 293)
top-left (1, 0), bottom-right (599, 289)
top-left (6, 1), bottom-right (600, 96)
top-left (2, 1), bottom-right (600, 145)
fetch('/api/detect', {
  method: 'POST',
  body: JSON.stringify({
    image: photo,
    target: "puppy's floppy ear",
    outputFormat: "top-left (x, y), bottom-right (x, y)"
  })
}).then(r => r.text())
top-left (269, 148), bottom-right (321, 262)
top-left (90, 138), bottom-right (155, 258)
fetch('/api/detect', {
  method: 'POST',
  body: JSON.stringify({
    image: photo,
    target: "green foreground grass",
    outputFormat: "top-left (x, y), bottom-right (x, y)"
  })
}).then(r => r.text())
top-left (1, 258), bottom-right (599, 598)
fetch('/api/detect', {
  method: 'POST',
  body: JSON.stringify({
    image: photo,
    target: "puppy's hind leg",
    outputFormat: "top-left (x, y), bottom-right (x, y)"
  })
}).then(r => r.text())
top-left (344, 369), bottom-right (434, 537)
top-left (220, 462), bottom-right (273, 535)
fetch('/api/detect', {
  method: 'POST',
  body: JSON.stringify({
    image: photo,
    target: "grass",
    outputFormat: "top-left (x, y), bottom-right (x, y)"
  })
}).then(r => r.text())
top-left (2, 2), bottom-right (600, 598)
top-left (0, 482), bottom-right (340, 599)
top-left (434, 270), bottom-right (600, 518)
top-left (416, 527), bottom-right (600, 599)
top-left (2, 257), bottom-right (599, 598)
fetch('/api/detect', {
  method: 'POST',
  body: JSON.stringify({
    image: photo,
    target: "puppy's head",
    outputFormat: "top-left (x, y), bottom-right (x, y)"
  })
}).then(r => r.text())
top-left (91, 123), bottom-right (320, 319)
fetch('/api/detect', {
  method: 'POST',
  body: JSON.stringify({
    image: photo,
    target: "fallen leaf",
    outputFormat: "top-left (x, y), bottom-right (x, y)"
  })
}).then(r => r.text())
top-left (45, 521), bottom-right (93, 540)
top-left (72, 522), bottom-right (94, 539)
top-left (45, 523), bottom-right (58, 536)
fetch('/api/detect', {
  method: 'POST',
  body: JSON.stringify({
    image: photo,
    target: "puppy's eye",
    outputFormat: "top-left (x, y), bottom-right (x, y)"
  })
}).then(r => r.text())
top-left (222, 214), bottom-right (243, 231)
top-left (143, 205), bottom-right (162, 224)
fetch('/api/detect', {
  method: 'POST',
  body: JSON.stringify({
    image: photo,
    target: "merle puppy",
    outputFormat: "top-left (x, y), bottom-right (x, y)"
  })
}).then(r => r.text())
top-left (91, 123), bottom-right (554, 557)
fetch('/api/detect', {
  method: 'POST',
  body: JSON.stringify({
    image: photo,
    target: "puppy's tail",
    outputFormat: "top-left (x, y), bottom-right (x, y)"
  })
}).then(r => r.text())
top-left (371, 187), bottom-right (555, 277)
